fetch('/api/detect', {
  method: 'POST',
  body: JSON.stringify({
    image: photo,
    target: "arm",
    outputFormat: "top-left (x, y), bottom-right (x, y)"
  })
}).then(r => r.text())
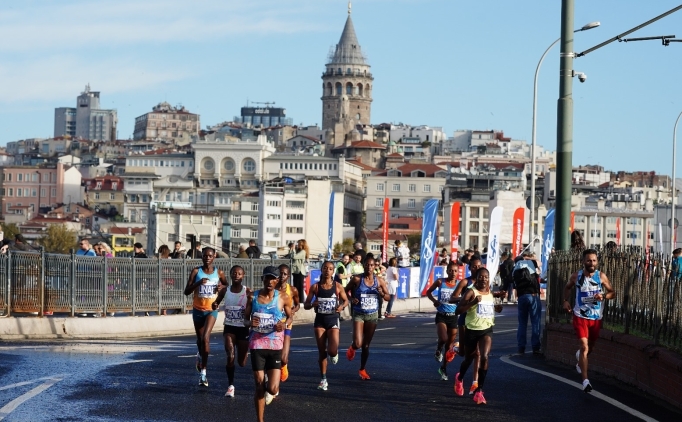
top-left (212, 270), bottom-right (229, 310)
top-left (596, 273), bottom-right (615, 302)
top-left (455, 289), bottom-right (478, 315)
top-left (562, 272), bottom-right (578, 313)
top-left (336, 283), bottom-right (349, 313)
top-left (448, 279), bottom-right (469, 304)
top-left (303, 284), bottom-right (319, 311)
top-left (243, 294), bottom-right (254, 328)
top-left (377, 277), bottom-right (390, 301)
top-left (276, 294), bottom-right (292, 332)
top-left (289, 286), bottom-right (301, 314)
top-left (183, 268), bottom-right (200, 296)
top-left (426, 279), bottom-right (442, 307)
top-left (345, 276), bottom-right (360, 305)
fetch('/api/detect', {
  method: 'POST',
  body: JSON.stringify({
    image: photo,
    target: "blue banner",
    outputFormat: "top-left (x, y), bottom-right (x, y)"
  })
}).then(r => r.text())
top-left (541, 208), bottom-right (555, 279)
top-left (397, 268), bottom-right (410, 299)
top-left (419, 199), bottom-right (440, 293)
top-left (327, 191), bottom-right (335, 260)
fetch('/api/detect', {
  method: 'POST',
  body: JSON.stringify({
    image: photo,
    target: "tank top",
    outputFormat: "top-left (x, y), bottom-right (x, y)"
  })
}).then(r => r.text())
top-left (437, 279), bottom-right (458, 314)
top-left (352, 275), bottom-right (379, 315)
top-left (278, 283), bottom-right (294, 326)
top-left (193, 266), bottom-right (220, 311)
top-left (223, 284), bottom-right (247, 327)
top-left (315, 281), bottom-right (339, 316)
top-left (573, 270), bottom-right (604, 320)
top-left (249, 290), bottom-right (284, 350)
top-left (465, 287), bottom-right (495, 331)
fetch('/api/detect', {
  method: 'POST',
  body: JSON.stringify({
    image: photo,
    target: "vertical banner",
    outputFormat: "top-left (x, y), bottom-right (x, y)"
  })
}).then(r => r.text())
top-left (486, 206), bottom-right (504, 281)
top-left (382, 198), bottom-right (389, 263)
top-left (511, 207), bottom-right (525, 257)
top-left (570, 212), bottom-right (575, 233)
top-left (327, 191), bottom-right (335, 260)
top-left (541, 208), bottom-right (556, 280)
top-left (418, 199), bottom-right (440, 294)
top-left (658, 223), bottom-right (663, 253)
top-left (450, 202), bottom-right (460, 263)
top-left (593, 213), bottom-right (598, 247)
top-left (616, 218), bottom-right (621, 246)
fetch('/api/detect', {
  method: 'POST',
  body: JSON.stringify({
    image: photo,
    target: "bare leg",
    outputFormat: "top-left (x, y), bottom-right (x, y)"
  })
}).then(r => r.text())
top-left (315, 327), bottom-right (329, 376)
top-left (360, 321), bottom-right (377, 370)
top-left (253, 370), bottom-right (266, 422)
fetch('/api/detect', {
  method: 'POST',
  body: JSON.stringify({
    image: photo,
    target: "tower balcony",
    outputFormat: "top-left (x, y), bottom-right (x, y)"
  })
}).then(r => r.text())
top-left (322, 70), bottom-right (373, 80)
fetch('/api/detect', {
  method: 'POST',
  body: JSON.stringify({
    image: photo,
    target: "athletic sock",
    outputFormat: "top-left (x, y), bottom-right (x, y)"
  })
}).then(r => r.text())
top-left (201, 368), bottom-right (206, 376)
top-left (227, 365), bottom-right (235, 385)
top-left (321, 373), bottom-right (327, 380)
top-left (477, 368), bottom-right (488, 388)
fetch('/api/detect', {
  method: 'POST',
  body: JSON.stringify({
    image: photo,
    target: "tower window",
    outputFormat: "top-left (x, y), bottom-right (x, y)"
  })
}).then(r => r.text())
top-left (346, 83), bottom-right (353, 95)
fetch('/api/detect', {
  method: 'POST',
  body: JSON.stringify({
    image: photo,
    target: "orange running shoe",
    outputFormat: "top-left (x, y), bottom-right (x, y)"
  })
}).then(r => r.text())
top-left (346, 345), bottom-right (356, 361)
top-left (280, 364), bottom-right (289, 382)
top-left (454, 373), bottom-right (464, 396)
top-left (469, 381), bottom-right (478, 395)
top-left (359, 369), bottom-right (371, 380)
top-left (445, 348), bottom-right (456, 363)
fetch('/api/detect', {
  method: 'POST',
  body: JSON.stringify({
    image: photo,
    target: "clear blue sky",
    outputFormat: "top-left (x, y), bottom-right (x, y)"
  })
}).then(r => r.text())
top-left (1, 0), bottom-right (682, 174)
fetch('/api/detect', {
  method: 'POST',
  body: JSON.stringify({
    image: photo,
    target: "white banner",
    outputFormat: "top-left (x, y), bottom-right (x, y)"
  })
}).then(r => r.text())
top-left (486, 206), bottom-right (504, 281)
top-left (659, 223), bottom-right (664, 253)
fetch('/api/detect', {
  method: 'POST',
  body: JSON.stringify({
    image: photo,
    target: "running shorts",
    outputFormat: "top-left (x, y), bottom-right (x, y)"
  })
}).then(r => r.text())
top-left (435, 312), bottom-right (458, 329)
top-left (192, 309), bottom-right (218, 325)
top-left (463, 327), bottom-right (493, 354)
top-left (353, 311), bottom-right (378, 324)
top-left (314, 314), bottom-right (340, 330)
top-left (223, 325), bottom-right (250, 342)
top-left (572, 315), bottom-right (602, 342)
top-left (250, 349), bottom-right (283, 371)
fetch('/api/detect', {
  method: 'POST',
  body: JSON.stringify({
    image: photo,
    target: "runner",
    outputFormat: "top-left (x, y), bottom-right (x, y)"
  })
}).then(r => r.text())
top-left (304, 261), bottom-right (349, 390)
top-left (276, 264), bottom-right (300, 383)
top-left (426, 261), bottom-right (468, 381)
top-left (453, 267), bottom-right (505, 404)
top-left (183, 247), bottom-right (228, 387)
top-left (215, 265), bottom-right (251, 397)
top-left (244, 266), bottom-right (292, 422)
top-left (562, 248), bottom-right (615, 393)
top-left (456, 257), bottom-right (483, 394)
top-left (345, 257), bottom-right (390, 380)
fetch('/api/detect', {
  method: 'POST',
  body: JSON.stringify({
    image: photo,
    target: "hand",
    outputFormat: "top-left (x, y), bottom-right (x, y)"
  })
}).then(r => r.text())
top-left (211, 301), bottom-right (219, 310)
top-left (474, 295), bottom-right (482, 303)
top-left (594, 293), bottom-right (604, 301)
top-left (252, 316), bottom-right (260, 328)
top-left (201, 278), bottom-right (208, 285)
top-left (494, 304), bottom-right (503, 313)
top-left (493, 290), bottom-right (507, 299)
top-left (432, 301), bottom-right (442, 308)
top-left (352, 298), bottom-right (359, 305)
top-left (336, 305), bottom-right (344, 313)
top-left (312, 300), bottom-right (319, 308)
top-left (563, 300), bottom-right (572, 313)
top-left (274, 321), bottom-right (284, 332)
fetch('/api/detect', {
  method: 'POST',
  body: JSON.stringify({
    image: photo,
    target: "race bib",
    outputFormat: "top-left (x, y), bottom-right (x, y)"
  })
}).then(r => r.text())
top-left (440, 288), bottom-right (455, 303)
top-left (253, 312), bottom-right (276, 334)
top-left (477, 303), bottom-right (494, 318)
top-left (224, 305), bottom-right (244, 325)
top-left (360, 293), bottom-right (378, 311)
top-left (317, 297), bottom-right (337, 314)
top-left (198, 282), bottom-right (218, 299)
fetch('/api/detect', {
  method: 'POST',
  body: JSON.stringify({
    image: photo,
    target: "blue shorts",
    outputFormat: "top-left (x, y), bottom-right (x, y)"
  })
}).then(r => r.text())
top-left (192, 309), bottom-right (218, 325)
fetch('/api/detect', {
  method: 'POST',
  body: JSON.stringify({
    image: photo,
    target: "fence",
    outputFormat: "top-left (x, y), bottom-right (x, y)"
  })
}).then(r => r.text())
top-left (0, 251), bottom-right (291, 317)
top-left (547, 249), bottom-right (682, 352)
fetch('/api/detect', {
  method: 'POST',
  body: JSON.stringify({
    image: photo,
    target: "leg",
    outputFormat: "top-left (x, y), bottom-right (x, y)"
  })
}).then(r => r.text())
top-left (472, 344), bottom-right (480, 383)
top-left (530, 296), bottom-right (542, 352)
top-left (475, 335), bottom-right (492, 391)
top-left (200, 315), bottom-right (217, 369)
top-left (253, 370), bottom-right (266, 422)
top-left (443, 326), bottom-right (458, 370)
top-left (436, 322), bottom-right (447, 355)
top-left (314, 327), bottom-right (329, 377)
top-left (457, 332), bottom-right (479, 380)
top-left (237, 340), bottom-right (250, 367)
top-left (360, 321), bottom-right (378, 370)
top-left (282, 330), bottom-right (291, 366)
top-left (517, 294), bottom-right (530, 353)
top-left (578, 337), bottom-right (589, 381)
top-left (224, 332), bottom-right (237, 385)
top-left (386, 294), bottom-right (395, 315)
top-left (327, 327), bottom-right (340, 358)
top-left (352, 320), bottom-right (364, 351)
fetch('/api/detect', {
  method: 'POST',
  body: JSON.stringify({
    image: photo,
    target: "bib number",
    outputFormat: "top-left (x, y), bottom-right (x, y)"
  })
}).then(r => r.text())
top-left (225, 305), bottom-right (243, 325)
top-left (198, 283), bottom-right (218, 299)
top-left (440, 288), bottom-right (455, 303)
top-left (360, 294), bottom-right (378, 311)
top-left (477, 303), bottom-right (494, 318)
top-left (253, 312), bottom-right (276, 334)
top-left (317, 297), bottom-right (337, 314)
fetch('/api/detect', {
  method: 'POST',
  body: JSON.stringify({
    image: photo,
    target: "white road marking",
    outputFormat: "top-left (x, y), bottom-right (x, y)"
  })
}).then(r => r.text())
top-left (493, 329), bottom-right (517, 334)
top-left (375, 327), bottom-right (396, 331)
top-left (110, 359), bottom-right (152, 365)
top-left (178, 354), bottom-right (214, 358)
top-left (0, 378), bottom-right (62, 420)
top-left (500, 356), bottom-right (658, 422)
top-left (422, 322), bottom-right (433, 325)
top-left (291, 337), bottom-right (314, 340)
top-left (391, 343), bottom-right (416, 346)
top-left (0, 374), bottom-right (69, 391)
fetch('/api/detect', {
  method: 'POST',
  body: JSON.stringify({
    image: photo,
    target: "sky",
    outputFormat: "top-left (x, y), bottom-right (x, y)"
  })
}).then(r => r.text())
top-left (1, 0), bottom-right (682, 175)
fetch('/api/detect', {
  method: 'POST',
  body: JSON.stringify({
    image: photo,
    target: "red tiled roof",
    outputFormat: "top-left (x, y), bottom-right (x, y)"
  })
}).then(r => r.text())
top-left (378, 163), bottom-right (447, 177)
top-left (346, 158), bottom-right (379, 172)
top-left (386, 153), bottom-right (404, 158)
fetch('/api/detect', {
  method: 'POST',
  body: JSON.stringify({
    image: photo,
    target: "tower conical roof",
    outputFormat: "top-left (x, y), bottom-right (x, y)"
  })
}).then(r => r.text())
top-left (328, 15), bottom-right (367, 66)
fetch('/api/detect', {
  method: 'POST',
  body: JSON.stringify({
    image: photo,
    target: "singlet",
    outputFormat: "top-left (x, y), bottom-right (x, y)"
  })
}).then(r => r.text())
top-left (465, 287), bottom-right (495, 331)
top-left (278, 283), bottom-right (294, 327)
top-left (348, 261), bottom-right (365, 275)
top-left (573, 270), bottom-right (604, 321)
top-left (352, 275), bottom-right (379, 315)
top-left (193, 266), bottom-right (220, 311)
top-left (315, 281), bottom-right (339, 316)
top-left (223, 285), bottom-right (247, 327)
top-left (437, 279), bottom-right (458, 314)
top-left (249, 290), bottom-right (284, 350)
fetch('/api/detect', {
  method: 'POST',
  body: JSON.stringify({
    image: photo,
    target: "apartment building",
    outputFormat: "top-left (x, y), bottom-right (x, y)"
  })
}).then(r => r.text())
top-left (133, 102), bottom-right (200, 143)
top-left (0, 163), bottom-right (64, 217)
top-left (83, 175), bottom-right (125, 217)
top-left (54, 85), bottom-right (117, 141)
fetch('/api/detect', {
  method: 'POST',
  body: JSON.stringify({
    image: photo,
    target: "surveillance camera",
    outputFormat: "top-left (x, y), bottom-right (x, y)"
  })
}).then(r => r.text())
top-left (574, 72), bottom-right (587, 83)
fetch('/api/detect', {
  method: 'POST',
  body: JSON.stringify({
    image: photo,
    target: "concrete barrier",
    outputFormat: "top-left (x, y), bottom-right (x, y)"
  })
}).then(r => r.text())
top-left (0, 297), bottom-right (437, 340)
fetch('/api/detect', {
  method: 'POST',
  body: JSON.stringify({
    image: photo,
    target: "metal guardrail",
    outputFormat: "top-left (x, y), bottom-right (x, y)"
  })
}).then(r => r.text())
top-left (547, 249), bottom-right (681, 352)
top-left (0, 252), bottom-right (291, 316)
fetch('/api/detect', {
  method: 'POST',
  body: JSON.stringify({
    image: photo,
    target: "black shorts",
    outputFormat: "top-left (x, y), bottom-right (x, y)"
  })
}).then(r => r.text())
top-left (458, 313), bottom-right (467, 327)
top-left (464, 327), bottom-right (493, 352)
top-left (314, 314), bottom-right (340, 330)
top-left (224, 325), bottom-right (250, 342)
top-left (250, 349), bottom-right (283, 371)
top-left (435, 312), bottom-right (458, 329)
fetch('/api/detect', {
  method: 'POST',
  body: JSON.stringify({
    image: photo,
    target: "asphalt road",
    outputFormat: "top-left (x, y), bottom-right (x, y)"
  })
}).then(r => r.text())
top-left (0, 305), bottom-right (680, 422)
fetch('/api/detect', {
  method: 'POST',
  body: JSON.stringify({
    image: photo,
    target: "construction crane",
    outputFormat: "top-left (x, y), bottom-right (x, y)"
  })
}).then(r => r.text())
top-left (247, 100), bottom-right (276, 108)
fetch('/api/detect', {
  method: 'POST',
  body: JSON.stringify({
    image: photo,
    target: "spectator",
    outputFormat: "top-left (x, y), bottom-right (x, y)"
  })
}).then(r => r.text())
top-left (499, 252), bottom-right (515, 304)
top-left (394, 239), bottom-right (411, 268)
top-left (133, 243), bottom-right (148, 258)
top-left (571, 230), bottom-right (586, 251)
top-left (514, 251), bottom-right (542, 354)
top-left (289, 239), bottom-right (309, 303)
top-left (170, 241), bottom-right (184, 259)
top-left (605, 241), bottom-right (617, 252)
top-left (77, 238), bottom-right (97, 257)
top-left (97, 242), bottom-right (113, 258)
top-left (348, 251), bottom-right (365, 275)
top-left (186, 240), bottom-right (202, 259)
top-left (439, 248), bottom-right (449, 265)
top-left (353, 241), bottom-right (367, 262)
top-left (0, 238), bottom-right (11, 254)
top-left (236, 245), bottom-right (249, 258)
top-left (480, 247), bottom-right (488, 266)
top-left (384, 257), bottom-right (399, 318)
top-left (245, 239), bottom-right (261, 259)
top-left (472, 245), bottom-right (481, 260)
top-left (12, 234), bottom-right (29, 252)
top-left (158, 244), bottom-right (171, 259)
top-left (334, 254), bottom-right (352, 286)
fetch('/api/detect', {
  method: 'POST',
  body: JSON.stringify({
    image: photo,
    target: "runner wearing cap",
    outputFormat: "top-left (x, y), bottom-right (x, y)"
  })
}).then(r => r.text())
top-left (244, 266), bottom-right (292, 422)
top-left (276, 264), bottom-right (299, 383)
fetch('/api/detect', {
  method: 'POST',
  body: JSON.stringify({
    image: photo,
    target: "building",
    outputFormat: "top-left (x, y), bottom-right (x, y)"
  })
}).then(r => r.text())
top-left (83, 175), bottom-right (125, 217)
top-left (54, 85), bottom-right (117, 141)
top-left (235, 106), bottom-right (293, 127)
top-left (147, 206), bottom-right (221, 256)
top-left (133, 102), bottom-right (200, 144)
top-left (0, 164), bottom-right (65, 218)
top-left (321, 4), bottom-right (373, 151)
top-left (62, 165), bottom-right (84, 206)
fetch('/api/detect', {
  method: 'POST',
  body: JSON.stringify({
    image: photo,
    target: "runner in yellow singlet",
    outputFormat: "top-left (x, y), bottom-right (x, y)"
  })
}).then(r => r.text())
top-left (276, 264), bottom-right (300, 382)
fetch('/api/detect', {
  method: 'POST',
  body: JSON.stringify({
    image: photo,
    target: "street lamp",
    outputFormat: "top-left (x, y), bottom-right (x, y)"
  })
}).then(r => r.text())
top-left (671, 110), bottom-right (682, 256)
top-left (529, 21), bottom-right (600, 250)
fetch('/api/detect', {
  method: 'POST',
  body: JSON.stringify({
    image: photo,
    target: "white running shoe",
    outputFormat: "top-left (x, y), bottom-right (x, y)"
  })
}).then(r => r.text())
top-left (225, 385), bottom-right (235, 397)
top-left (318, 379), bottom-right (328, 391)
top-left (265, 391), bottom-right (274, 405)
top-left (438, 367), bottom-right (448, 381)
top-left (434, 350), bottom-right (443, 363)
top-left (575, 350), bottom-right (582, 374)
top-left (330, 354), bottom-right (339, 365)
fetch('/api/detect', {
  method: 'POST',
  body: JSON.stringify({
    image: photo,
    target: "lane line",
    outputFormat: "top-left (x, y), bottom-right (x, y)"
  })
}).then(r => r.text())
top-left (493, 329), bottom-right (517, 334)
top-left (375, 327), bottom-right (396, 331)
top-left (0, 378), bottom-right (62, 420)
top-left (0, 374), bottom-right (69, 391)
top-left (391, 343), bottom-right (416, 346)
top-left (500, 356), bottom-right (658, 422)
top-left (110, 359), bottom-right (153, 366)
top-left (291, 337), bottom-right (314, 340)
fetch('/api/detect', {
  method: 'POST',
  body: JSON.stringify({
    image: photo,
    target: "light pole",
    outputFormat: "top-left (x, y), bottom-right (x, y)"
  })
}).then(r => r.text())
top-left (671, 111), bottom-right (682, 256)
top-left (529, 21), bottom-right (599, 250)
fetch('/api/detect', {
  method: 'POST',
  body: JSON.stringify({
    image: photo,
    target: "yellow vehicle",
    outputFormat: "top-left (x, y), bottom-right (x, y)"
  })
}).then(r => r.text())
top-left (110, 235), bottom-right (135, 257)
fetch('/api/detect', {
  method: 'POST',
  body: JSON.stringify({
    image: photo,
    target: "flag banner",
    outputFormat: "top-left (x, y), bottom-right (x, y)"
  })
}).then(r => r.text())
top-left (382, 198), bottom-right (389, 263)
top-left (418, 199), bottom-right (440, 294)
top-left (512, 207), bottom-right (525, 258)
top-left (327, 191), bottom-right (335, 260)
top-left (570, 212), bottom-right (575, 233)
top-left (658, 223), bottom-right (663, 253)
top-left (486, 206), bottom-right (504, 281)
top-left (616, 218), bottom-right (621, 246)
top-left (541, 208), bottom-right (556, 280)
top-left (450, 202), bottom-right (460, 262)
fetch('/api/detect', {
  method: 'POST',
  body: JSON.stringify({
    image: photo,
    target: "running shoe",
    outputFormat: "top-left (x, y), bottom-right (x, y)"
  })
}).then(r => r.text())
top-left (359, 369), bottom-right (371, 380)
top-left (575, 350), bottom-right (582, 374)
top-left (195, 352), bottom-right (201, 373)
top-left (445, 348), bottom-right (456, 363)
top-left (454, 373), bottom-right (464, 396)
top-left (318, 379), bottom-right (328, 391)
top-left (330, 354), bottom-right (339, 365)
top-left (280, 364), bottom-right (289, 382)
top-left (199, 373), bottom-right (208, 387)
top-left (469, 381), bottom-right (478, 395)
top-left (473, 390), bottom-right (487, 405)
top-left (582, 379), bottom-right (593, 393)
top-left (438, 367), bottom-right (448, 381)
top-left (225, 385), bottom-right (235, 397)
top-left (379, 314), bottom-right (386, 320)
top-left (434, 349), bottom-right (443, 362)
top-left (265, 391), bottom-right (274, 405)
top-left (346, 345), bottom-right (356, 361)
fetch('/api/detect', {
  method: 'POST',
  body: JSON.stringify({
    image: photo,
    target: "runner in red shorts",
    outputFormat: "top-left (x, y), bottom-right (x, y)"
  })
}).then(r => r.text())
top-left (562, 248), bottom-right (615, 393)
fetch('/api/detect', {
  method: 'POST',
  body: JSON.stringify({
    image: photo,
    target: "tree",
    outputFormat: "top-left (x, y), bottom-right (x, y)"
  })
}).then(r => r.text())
top-left (333, 238), bottom-right (355, 256)
top-left (0, 223), bottom-right (20, 241)
top-left (406, 233), bottom-right (422, 255)
top-left (38, 225), bottom-right (78, 254)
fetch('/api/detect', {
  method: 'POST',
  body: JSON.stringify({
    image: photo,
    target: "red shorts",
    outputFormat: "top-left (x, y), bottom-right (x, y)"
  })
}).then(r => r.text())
top-left (572, 315), bottom-right (602, 342)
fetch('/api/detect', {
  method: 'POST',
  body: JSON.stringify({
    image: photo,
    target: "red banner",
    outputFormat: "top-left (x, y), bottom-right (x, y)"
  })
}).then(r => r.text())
top-left (615, 218), bottom-right (621, 246)
top-left (382, 198), bottom-right (389, 263)
top-left (512, 207), bottom-right (525, 257)
top-left (450, 202), bottom-right (460, 262)
top-left (570, 212), bottom-right (575, 233)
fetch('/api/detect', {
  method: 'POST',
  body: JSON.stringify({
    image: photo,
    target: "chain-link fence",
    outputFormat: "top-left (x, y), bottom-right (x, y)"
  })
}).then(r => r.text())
top-left (0, 251), bottom-right (292, 316)
top-left (547, 248), bottom-right (682, 352)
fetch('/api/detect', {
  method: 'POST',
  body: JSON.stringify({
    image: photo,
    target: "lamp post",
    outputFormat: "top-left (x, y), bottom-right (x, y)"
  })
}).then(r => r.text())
top-left (671, 110), bottom-right (682, 255)
top-left (529, 21), bottom-right (599, 251)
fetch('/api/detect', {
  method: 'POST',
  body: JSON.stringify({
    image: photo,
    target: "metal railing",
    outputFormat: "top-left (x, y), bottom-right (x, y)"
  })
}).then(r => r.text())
top-left (547, 249), bottom-right (681, 352)
top-left (0, 251), bottom-right (291, 317)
